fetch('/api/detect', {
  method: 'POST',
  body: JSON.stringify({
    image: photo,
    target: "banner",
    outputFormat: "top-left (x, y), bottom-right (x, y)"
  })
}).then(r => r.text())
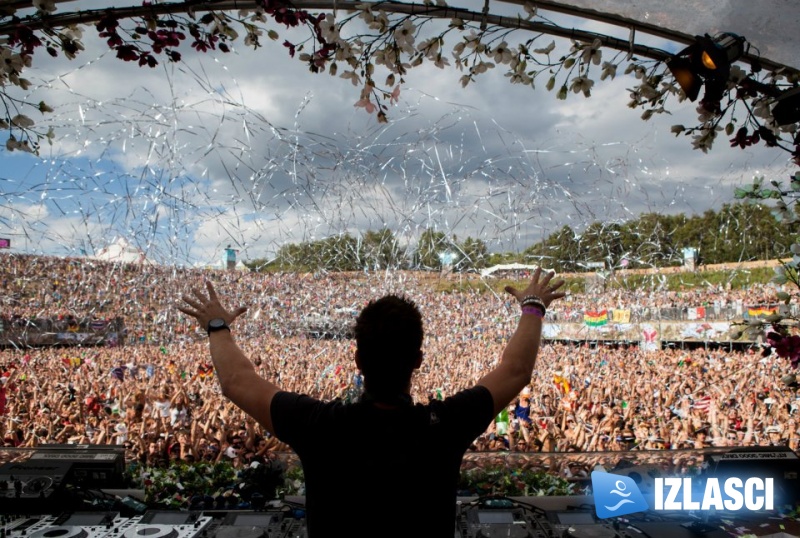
top-left (687, 307), bottom-right (706, 320)
top-left (611, 310), bottom-right (631, 323)
top-left (584, 310), bottom-right (609, 327)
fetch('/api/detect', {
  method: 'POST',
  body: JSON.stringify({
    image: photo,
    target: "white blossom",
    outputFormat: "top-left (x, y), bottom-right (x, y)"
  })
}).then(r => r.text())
top-left (319, 14), bottom-right (339, 43)
top-left (492, 42), bottom-right (513, 64)
top-left (244, 28), bottom-right (263, 47)
top-left (691, 126), bottom-right (721, 153)
top-left (523, 2), bottom-right (537, 19)
top-left (340, 70), bottom-right (362, 86)
top-left (570, 75), bottom-right (594, 96)
top-left (394, 19), bottom-right (416, 53)
top-left (433, 54), bottom-right (450, 69)
top-left (472, 61), bottom-right (494, 75)
top-left (63, 25), bottom-right (84, 41)
top-left (11, 114), bottom-right (34, 128)
top-left (600, 61), bottom-right (616, 81)
top-left (533, 41), bottom-right (555, 55)
top-left (33, 0), bottom-right (57, 14)
top-left (580, 39), bottom-right (602, 65)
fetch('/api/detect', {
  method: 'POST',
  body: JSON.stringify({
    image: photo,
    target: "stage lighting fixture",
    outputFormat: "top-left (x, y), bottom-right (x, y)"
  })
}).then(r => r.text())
top-left (666, 32), bottom-right (747, 102)
top-left (772, 86), bottom-right (800, 126)
top-left (694, 32), bottom-right (747, 76)
top-left (666, 55), bottom-right (703, 101)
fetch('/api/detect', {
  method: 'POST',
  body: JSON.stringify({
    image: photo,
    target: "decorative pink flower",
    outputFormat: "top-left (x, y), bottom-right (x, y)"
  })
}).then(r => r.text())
top-left (767, 332), bottom-right (800, 369)
top-left (354, 98), bottom-right (376, 114)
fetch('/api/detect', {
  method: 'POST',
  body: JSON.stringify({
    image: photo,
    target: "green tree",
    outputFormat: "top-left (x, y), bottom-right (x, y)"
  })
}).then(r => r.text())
top-left (359, 228), bottom-right (405, 270)
top-left (455, 236), bottom-right (489, 272)
top-left (415, 228), bottom-right (448, 270)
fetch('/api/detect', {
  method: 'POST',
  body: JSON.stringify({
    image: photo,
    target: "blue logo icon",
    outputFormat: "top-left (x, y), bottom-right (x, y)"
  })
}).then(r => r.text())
top-left (591, 471), bottom-right (649, 519)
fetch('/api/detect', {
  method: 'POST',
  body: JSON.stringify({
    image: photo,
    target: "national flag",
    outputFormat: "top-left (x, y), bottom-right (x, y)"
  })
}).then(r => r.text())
top-left (687, 307), bottom-right (706, 320)
top-left (748, 306), bottom-right (778, 318)
top-left (584, 310), bottom-right (609, 326)
top-left (693, 395), bottom-right (712, 412)
top-left (197, 364), bottom-right (214, 378)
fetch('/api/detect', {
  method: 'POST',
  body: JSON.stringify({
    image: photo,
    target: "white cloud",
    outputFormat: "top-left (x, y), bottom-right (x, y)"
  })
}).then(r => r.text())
top-left (1, 1), bottom-right (797, 266)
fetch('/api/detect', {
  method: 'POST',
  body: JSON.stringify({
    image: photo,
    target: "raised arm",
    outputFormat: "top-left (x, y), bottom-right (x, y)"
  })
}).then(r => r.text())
top-left (178, 280), bottom-right (282, 434)
top-left (477, 268), bottom-right (565, 416)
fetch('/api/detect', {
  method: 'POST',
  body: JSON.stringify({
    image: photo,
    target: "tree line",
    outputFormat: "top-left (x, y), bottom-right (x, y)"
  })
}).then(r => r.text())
top-left (246, 202), bottom-right (788, 273)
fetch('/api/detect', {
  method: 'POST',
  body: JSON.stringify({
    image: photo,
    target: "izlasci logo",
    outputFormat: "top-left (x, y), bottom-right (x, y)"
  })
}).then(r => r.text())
top-left (591, 471), bottom-right (649, 519)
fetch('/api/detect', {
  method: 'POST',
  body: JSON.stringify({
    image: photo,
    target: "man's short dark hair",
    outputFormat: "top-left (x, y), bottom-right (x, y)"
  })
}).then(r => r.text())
top-left (354, 294), bottom-right (423, 399)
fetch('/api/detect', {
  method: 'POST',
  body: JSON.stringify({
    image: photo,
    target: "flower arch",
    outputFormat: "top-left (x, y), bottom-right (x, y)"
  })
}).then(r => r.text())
top-left (0, 0), bottom-right (797, 161)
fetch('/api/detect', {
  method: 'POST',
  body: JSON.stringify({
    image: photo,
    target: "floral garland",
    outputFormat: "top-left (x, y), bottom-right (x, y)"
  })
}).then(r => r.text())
top-left (126, 459), bottom-right (576, 508)
top-left (0, 2), bottom-right (797, 161)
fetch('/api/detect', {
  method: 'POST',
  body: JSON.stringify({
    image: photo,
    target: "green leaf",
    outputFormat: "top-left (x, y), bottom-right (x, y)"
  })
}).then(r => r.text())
top-left (758, 189), bottom-right (779, 198)
top-left (772, 273), bottom-right (789, 285)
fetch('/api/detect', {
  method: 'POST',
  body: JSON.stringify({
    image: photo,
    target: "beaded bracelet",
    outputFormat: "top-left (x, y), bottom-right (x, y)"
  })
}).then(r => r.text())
top-left (521, 305), bottom-right (545, 318)
top-left (520, 294), bottom-right (543, 305)
top-left (521, 297), bottom-right (546, 314)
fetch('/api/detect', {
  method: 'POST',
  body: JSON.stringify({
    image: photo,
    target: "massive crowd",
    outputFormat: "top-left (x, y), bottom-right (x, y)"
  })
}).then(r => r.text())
top-left (1, 254), bottom-right (798, 476)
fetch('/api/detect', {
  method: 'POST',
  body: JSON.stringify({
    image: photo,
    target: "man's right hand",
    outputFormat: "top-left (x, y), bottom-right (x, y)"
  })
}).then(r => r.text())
top-left (504, 266), bottom-right (566, 309)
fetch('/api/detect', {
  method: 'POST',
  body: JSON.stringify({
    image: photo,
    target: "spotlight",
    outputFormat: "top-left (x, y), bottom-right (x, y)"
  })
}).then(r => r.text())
top-left (666, 32), bottom-right (748, 102)
top-left (772, 87), bottom-right (800, 126)
top-left (693, 32), bottom-right (747, 77)
top-left (666, 55), bottom-right (703, 101)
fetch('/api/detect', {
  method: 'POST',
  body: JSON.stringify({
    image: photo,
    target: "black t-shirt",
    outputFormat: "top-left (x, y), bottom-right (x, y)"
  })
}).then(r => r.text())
top-left (272, 385), bottom-right (494, 538)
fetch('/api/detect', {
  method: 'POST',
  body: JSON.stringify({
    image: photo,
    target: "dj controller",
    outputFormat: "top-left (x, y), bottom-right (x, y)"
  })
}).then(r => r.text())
top-left (0, 498), bottom-right (740, 538)
top-left (1, 510), bottom-right (306, 538)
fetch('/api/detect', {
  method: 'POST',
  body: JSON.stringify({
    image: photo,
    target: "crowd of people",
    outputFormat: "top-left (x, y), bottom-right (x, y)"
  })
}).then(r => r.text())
top-left (1, 254), bottom-right (798, 475)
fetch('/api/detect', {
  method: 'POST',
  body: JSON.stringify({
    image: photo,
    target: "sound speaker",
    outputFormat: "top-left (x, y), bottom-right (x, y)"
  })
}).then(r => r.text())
top-left (707, 446), bottom-right (800, 507)
top-left (30, 444), bottom-right (126, 487)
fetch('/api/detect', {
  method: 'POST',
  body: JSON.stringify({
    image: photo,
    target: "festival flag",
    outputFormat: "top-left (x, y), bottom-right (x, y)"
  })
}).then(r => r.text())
top-left (584, 310), bottom-right (609, 326)
top-left (748, 306), bottom-right (778, 318)
top-left (495, 408), bottom-right (509, 436)
top-left (111, 366), bottom-right (126, 381)
top-left (553, 374), bottom-right (571, 394)
top-left (693, 395), bottom-right (712, 412)
top-left (687, 307), bottom-right (706, 320)
top-left (611, 310), bottom-right (631, 323)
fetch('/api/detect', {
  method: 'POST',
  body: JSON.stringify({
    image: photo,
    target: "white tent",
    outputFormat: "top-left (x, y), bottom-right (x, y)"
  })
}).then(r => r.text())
top-left (196, 259), bottom-right (251, 272)
top-left (92, 237), bottom-right (153, 265)
top-left (480, 263), bottom-right (541, 278)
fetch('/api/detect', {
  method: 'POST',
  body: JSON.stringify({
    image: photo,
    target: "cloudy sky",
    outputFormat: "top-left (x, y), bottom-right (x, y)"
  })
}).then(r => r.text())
top-left (0, 0), bottom-right (797, 266)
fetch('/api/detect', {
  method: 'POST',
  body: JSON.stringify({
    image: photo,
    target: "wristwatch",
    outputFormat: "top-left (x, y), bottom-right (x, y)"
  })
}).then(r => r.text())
top-left (206, 318), bottom-right (230, 336)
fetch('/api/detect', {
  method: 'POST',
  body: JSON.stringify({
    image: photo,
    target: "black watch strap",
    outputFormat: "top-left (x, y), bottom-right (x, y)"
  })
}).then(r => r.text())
top-left (207, 318), bottom-right (230, 336)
